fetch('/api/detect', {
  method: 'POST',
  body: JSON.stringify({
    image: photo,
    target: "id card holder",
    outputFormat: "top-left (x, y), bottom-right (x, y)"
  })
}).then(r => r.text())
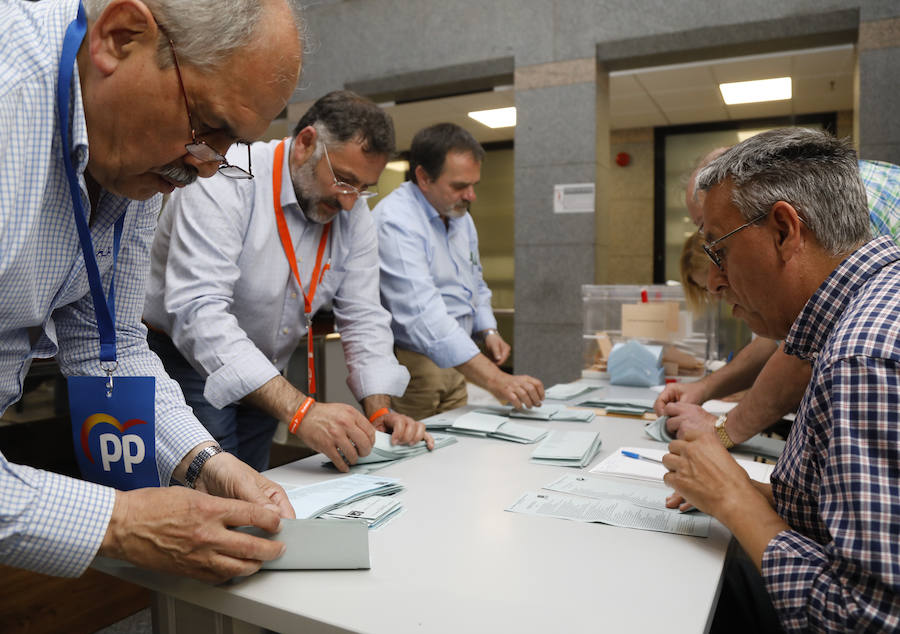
top-left (68, 375), bottom-right (159, 489)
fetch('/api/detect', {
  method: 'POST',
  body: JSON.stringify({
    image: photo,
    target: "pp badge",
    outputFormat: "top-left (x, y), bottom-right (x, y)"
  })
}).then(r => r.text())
top-left (69, 376), bottom-right (159, 489)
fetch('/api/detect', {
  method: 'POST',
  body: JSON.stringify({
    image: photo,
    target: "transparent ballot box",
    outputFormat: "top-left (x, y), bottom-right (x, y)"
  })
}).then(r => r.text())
top-left (582, 284), bottom-right (718, 379)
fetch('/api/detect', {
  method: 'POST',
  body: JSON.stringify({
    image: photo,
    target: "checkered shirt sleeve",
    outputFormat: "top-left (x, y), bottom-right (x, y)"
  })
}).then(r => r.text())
top-left (765, 237), bottom-right (900, 631)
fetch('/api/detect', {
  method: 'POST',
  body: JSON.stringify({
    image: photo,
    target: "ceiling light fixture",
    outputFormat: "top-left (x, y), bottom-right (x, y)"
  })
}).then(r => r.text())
top-left (719, 77), bottom-right (792, 105)
top-left (468, 106), bottom-right (516, 128)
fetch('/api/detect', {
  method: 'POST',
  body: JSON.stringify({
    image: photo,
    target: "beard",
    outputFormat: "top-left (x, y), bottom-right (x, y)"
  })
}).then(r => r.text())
top-left (291, 155), bottom-right (342, 224)
top-left (152, 162), bottom-right (198, 187)
top-left (441, 201), bottom-right (470, 220)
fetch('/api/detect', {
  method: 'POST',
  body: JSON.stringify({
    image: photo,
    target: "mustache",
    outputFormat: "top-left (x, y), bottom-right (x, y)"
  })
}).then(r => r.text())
top-left (153, 162), bottom-right (198, 187)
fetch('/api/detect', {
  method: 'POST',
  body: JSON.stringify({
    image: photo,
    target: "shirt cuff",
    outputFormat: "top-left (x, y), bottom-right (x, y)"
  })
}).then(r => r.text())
top-left (473, 310), bottom-right (498, 334)
top-left (203, 346), bottom-right (282, 409)
top-left (347, 362), bottom-right (410, 400)
top-left (427, 331), bottom-right (481, 369)
top-left (5, 466), bottom-right (116, 578)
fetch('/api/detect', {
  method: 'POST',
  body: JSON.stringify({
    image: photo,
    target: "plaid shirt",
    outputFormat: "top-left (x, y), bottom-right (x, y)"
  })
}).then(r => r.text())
top-left (1, 0), bottom-right (211, 577)
top-left (767, 235), bottom-right (900, 631)
top-left (861, 160), bottom-right (900, 242)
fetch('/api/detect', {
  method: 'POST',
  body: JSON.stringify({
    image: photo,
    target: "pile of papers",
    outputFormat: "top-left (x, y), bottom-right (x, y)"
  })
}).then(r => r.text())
top-left (577, 385), bottom-right (658, 416)
top-left (446, 411), bottom-right (547, 443)
top-left (283, 474), bottom-right (405, 523)
top-left (509, 404), bottom-right (595, 422)
top-left (543, 382), bottom-right (602, 401)
top-left (590, 446), bottom-right (774, 483)
top-left (608, 340), bottom-right (665, 387)
top-left (506, 473), bottom-right (711, 537)
top-left (320, 495), bottom-right (404, 529)
top-left (323, 431), bottom-right (457, 472)
top-left (530, 430), bottom-right (603, 468)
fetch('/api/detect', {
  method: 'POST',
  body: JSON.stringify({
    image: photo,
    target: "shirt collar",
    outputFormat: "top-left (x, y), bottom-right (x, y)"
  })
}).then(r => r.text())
top-left (409, 180), bottom-right (460, 227)
top-left (784, 235), bottom-right (900, 360)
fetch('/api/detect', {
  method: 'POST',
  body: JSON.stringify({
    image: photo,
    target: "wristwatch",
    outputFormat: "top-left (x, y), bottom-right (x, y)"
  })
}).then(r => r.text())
top-left (479, 328), bottom-right (499, 340)
top-left (714, 415), bottom-right (735, 449)
top-left (184, 445), bottom-right (223, 489)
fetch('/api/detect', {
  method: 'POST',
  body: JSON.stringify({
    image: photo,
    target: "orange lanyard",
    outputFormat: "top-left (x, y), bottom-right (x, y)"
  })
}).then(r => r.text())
top-left (272, 139), bottom-right (331, 394)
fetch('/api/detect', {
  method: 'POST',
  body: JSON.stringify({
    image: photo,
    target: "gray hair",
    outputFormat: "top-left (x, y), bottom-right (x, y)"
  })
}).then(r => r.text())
top-left (294, 91), bottom-right (396, 157)
top-left (696, 128), bottom-right (871, 256)
top-left (83, 0), bottom-right (306, 72)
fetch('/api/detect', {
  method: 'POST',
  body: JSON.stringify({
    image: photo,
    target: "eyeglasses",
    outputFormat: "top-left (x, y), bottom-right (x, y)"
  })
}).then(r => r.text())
top-left (162, 29), bottom-right (252, 179)
top-left (322, 143), bottom-right (377, 199)
top-left (702, 211), bottom-right (769, 271)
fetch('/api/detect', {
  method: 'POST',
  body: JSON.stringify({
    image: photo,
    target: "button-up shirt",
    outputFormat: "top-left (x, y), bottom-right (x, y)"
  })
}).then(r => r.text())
top-left (143, 139), bottom-right (409, 409)
top-left (861, 159), bottom-right (900, 241)
top-left (373, 181), bottom-right (497, 368)
top-left (1, 0), bottom-right (210, 577)
top-left (766, 235), bottom-right (900, 631)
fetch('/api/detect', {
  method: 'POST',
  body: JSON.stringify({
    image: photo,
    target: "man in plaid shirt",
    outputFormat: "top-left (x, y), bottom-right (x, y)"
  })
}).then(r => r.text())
top-left (663, 128), bottom-right (900, 631)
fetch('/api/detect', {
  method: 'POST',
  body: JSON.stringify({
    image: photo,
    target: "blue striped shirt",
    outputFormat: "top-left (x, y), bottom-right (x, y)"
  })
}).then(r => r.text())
top-left (1, 0), bottom-right (212, 577)
top-left (768, 235), bottom-right (900, 631)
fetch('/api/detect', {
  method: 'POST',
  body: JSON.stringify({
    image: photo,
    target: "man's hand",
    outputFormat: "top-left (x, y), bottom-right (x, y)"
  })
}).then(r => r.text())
top-left (99, 487), bottom-right (286, 583)
top-left (661, 401), bottom-right (718, 439)
top-left (483, 331), bottom-right (511, 366)
top-left (661, 428), bottom-right (758, 518)
top-left (653, 381), bottom-right (707, 415)
top-left (195, 451), bottom-right (295, 518)
top-left (487, 373), bottom-right (545, 410)
top-left (294, 402), bottom-right (376, 472)
top-left (372, 410), bottom-right (435, 449)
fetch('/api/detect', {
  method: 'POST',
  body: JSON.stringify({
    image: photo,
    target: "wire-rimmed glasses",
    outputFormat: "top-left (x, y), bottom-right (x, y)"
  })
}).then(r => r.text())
top-left (322, 143), bottom-right (377, 199)
top-left (702, 211), bottom-right (770, 271)
top-left (162, 27), bottom-right (253, 179)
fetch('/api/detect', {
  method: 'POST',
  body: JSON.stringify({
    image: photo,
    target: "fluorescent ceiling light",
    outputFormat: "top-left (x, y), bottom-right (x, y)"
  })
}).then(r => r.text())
top-left (719, 77), bottom-right (792, 105)
top-left (385, 160), bottom-right (409, 173)
top-left (468, 106), bottom-right (516, 128)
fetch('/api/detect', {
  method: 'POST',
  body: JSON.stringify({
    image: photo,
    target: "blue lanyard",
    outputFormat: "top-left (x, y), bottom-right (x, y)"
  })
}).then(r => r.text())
top-left (57, 3), bottom-right (125, 368)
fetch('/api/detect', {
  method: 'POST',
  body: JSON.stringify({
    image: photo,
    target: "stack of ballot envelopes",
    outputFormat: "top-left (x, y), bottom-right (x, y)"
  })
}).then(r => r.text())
top-left (324, 430), bottom-right (457, 472)
top-left (530, 430), bottom-right (603, 467)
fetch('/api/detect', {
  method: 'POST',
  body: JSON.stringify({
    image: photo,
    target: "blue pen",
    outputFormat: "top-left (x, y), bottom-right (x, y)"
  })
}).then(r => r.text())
top-left (621, 450), bottom-right (664, 464)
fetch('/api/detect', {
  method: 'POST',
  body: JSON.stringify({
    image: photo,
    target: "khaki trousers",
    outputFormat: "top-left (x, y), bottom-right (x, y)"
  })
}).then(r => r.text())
top-left (392, 347), bottom-right (468, 420)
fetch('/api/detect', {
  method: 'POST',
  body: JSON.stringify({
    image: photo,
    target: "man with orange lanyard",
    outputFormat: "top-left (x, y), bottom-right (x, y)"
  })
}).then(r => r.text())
top-left (144, 91), bottom-right (432, 472)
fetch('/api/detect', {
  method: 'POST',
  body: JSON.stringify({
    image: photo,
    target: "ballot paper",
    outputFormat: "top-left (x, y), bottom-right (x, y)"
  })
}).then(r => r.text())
top-left (590, 446), bottom-right (774, 483)
top-left (530, 431), bottom-right (603, 468)
top-left (509, 404), bottom-right (595, 423)
top-left (448, 412), bottom-right (548, 443)
top-left (506, 490), bottom-right (709, 537)
top-left (543, 473), bottom-right (673, 510)
top-left (284, 474), bottom-right (404, 519)
top-left (644, 415), bottom-right (674, 442)
top-left (324, 431), bottom-right (458, 472)
top-left (544, 382), bottom-right (603, 401)
top-left (320, 494), bottom-right (404, 529)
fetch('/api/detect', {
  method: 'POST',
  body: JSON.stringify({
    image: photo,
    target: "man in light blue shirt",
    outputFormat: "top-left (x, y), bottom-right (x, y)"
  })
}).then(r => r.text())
top-left (1, 0), bottom-right (303, 582)
top-left (374, 123), bottom-right (544, 419)
top-left (144, 91), bottom-right (431, 473)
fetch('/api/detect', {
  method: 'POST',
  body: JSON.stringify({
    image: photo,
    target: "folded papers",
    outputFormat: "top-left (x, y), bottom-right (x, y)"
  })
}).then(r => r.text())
top-left (447, 411), bottom-right (548, 443)
top-left (608, 340), bottom-right (665, 387)
top-left (284, 474), bottom-right (405, 519)
top-left (530, 430), bottom-right (603, 467)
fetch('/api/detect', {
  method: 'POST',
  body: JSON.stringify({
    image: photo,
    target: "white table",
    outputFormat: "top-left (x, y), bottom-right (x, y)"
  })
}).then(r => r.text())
top-left (95, 386), bottom-right (735, 633)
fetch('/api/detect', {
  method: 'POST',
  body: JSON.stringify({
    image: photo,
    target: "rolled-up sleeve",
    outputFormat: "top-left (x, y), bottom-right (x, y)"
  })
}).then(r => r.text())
top-left (332, 208), bottom-right (409, 398)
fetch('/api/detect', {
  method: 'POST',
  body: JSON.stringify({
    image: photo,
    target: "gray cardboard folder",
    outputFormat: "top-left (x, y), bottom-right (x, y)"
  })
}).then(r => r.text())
top-left (236, 518), bottom-right (370, 570)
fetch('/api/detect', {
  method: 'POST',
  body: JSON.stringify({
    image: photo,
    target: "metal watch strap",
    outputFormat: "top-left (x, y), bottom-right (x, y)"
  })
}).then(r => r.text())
top-left (184, 445), bottom-right (223, 489)
top-left (480, 328), bottom-right (498, 340)
top-left (714, 415), bottom-right (735, 449)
